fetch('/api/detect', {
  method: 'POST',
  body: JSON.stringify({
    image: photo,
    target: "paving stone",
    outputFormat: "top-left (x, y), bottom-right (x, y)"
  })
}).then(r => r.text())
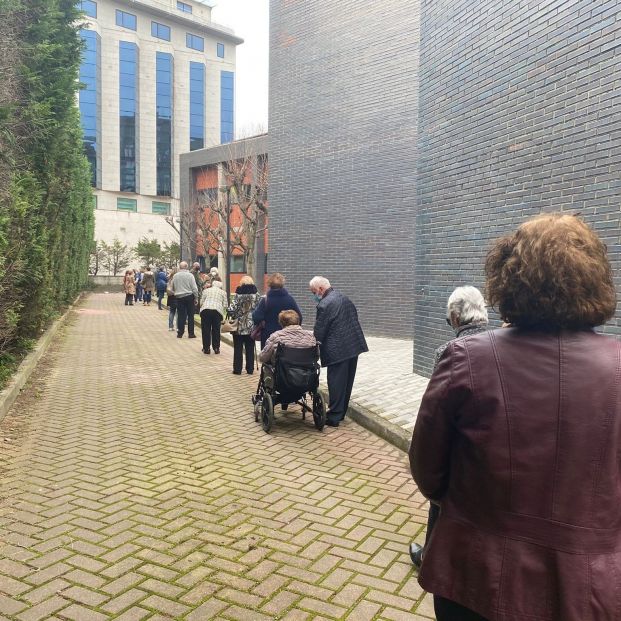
top-left (0, 294), bottom-right (428, 621)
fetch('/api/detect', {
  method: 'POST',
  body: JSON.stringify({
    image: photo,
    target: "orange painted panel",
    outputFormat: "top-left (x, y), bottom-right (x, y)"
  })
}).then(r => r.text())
top-left (195, 167), bottom-right (218, 190)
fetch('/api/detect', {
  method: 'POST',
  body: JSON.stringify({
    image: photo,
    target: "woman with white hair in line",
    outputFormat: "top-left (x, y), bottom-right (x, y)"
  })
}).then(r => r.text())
top-left (199, 279), bottom-right (228, 355)
top-left (409, 285), bottom-right (488, 568)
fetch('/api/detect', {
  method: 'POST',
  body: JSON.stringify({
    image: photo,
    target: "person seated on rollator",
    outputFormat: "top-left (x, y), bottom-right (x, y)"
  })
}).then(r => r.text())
top-left (258, 310), bottom-right (317, 408)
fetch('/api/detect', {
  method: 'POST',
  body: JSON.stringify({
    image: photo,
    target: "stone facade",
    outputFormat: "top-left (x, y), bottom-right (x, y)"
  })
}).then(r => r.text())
top-left (268, 0), bottom-right (420, 339)
top-left (414, 0), bottom-right (621, 375)
top-left (80, 0), bottom-right (241, 261)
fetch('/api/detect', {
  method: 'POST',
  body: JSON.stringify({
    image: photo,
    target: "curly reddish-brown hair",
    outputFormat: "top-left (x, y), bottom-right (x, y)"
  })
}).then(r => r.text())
top-left (485, 214), bottom-right (617, 329)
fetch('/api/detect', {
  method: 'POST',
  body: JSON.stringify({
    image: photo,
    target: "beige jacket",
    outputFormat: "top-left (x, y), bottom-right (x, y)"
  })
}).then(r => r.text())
top-left (259, 325), bottom-right (317, 364)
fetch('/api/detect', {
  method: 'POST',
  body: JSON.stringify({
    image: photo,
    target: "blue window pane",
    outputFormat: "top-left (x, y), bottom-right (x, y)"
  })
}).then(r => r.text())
top-left (220, 71), bottom-right (234, 144)
top-left (116, 10), bottom-right (136, 30)
top-left (80, 90), bottom-right (96, 104)
top-left (120, 86), bottom-right (135, 100)
top-left (186, 33), bottom-right (204, 51)
top-left (119, 42), bottom-right (137, 192)
top-left (79, 1), bottom-right (97, 18)
top-left (189, 62), bottom-right (204, 151)
top-left (217, 43), bottom-right (225, 58)
top-left (156, 53), bottom-right (173, 195)
top-left (177, 1), bottom-right (192, 13)
top-left (151, 21), bottom-right (171, 41)
top-left (79, 29), bottom-right (100, 186)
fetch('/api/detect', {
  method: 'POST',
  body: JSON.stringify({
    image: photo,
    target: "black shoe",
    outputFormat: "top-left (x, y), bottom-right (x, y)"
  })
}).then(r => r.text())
top-left (214, 349), bottom-right (220, 354)
top-left (203, 349), bottom-right (210, 354)
top-left (247, 370), bottom-right (254, 375)
top-left (282, 403), bottom-right (289, 411)
top-left (177, 334), bottom-right (183, 338)
top-left (188, 334), bottom-right (196, 339)
top-left (232, 370), bottom-right (242, 375)
top-left (409, 543), bottom-right (424, 568)
top-left (326, 420), bottom-right (340, 427)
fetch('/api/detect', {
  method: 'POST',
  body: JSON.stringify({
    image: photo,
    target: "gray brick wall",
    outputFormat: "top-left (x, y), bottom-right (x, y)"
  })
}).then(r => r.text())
top-left (268, 0), bottom-right (420, 338)
top-left (415, 0), bottom-right (621, 376)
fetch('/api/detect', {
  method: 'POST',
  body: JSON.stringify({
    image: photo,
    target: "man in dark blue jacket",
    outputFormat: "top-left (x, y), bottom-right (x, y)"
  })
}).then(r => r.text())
top-left (309, 276), bottom-right (368, 427)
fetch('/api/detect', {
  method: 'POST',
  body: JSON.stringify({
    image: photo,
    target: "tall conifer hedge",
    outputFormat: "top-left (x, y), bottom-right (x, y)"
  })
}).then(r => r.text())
top-left (0, 0), bottom-right (94, 383)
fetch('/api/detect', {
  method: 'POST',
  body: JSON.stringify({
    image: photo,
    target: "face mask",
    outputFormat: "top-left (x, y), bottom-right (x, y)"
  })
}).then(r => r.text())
top-left (313, 293), bottom-right (322, 303)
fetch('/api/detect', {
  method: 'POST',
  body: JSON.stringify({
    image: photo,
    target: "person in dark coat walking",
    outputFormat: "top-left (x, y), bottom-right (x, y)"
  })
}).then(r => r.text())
top-left (309, 276), bottom-right (368, 427)
top-left (409, 214), bottom-right (621, 621)
top-left (409, 285), bottom-right (488, 569)
top-left (155, 267), bottom-right (168, 310)
top-left (252, 273), bottom-right (302, 349)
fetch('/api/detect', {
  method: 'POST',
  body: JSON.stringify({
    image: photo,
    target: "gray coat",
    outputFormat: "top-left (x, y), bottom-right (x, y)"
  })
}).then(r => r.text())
top-left (313, 288), bottom-right (368, 367)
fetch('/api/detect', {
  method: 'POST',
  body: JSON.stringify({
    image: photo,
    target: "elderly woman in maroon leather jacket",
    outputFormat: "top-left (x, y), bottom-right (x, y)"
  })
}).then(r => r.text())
top-left (409, 214), bottom-right (620, 621)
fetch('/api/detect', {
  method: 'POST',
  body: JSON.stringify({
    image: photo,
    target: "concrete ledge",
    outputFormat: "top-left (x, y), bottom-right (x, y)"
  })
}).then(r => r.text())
top-left (346, 399), bottom-right (412, 453)
top-left (0, 295), bottom-right (81, 424)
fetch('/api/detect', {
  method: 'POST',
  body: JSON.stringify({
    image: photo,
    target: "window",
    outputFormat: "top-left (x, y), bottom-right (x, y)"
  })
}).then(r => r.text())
top-left (78, 0), bottom-right (97, 17)
top-left (119, 42), bottom-right (137, 193)
top-left (116, 9), bottom-right (136, 30)
top-left (200, 187), bottom-right (218, 202)
top-left (79, 29), bottom-right (100, 187)
top-left (230, 255), bottom-right (245, 273)
top-left (152, 201), bottom-right (170, 215)
top-left (117, 198), bottom-right (137, 212)
top-left (217, 43), bottom-right (225, 58)
top-left (151, 21), bottom-right (171, 41)
top-left (220, 71), bottom-right (234, 143)
top-left (186, 33), bottom-right (204, 51)
top-left (177, 1), bottom-right (192, 13)
top-left (156, 52), bottom-right (173, 197)
top-left (189, 62), bottom-right (205, 151)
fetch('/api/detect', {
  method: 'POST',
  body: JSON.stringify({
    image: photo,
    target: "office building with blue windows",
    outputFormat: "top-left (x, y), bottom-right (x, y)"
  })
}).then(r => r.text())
top-left (77, 0), bottom-right (242, 257)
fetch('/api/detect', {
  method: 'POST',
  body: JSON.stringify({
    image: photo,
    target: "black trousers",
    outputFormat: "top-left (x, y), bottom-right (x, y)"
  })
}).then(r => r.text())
top-left (326, 356), bottom-right (358, 423)
top-left (233, 333), bottom-right (254, 373)
top-left (124, 293), bottom-right (133, 305)
top-left (200, 309), bottom-right (222, 352)
top-left (176, 295), bottom-right (196, 337)
top-left (434, 596), bottom-right (489, 621)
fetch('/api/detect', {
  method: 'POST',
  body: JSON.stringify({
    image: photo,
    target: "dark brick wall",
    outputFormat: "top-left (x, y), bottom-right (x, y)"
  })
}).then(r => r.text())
top-left (414, 0), bottom-right (621, 375)
top-left (268, 0), bottom-right (419, 338)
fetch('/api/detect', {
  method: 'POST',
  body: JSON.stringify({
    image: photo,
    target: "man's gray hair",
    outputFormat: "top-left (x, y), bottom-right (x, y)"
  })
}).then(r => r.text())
top-left (447, 286), bottom-right (488, 325)
top-left (179, 261), bottom-right (188, 269)
top-left (309, 276), bottom-right (331, 289)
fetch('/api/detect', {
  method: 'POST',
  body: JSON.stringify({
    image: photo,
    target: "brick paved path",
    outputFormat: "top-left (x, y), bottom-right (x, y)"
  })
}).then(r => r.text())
top-left (0, 293), bottom-right (433, 621)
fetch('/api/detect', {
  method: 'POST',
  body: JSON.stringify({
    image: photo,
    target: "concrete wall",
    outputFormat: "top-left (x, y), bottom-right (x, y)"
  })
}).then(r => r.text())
top-left (268, 0), bottom-right (420, 338)
top-left (414, 0), bottom-right (621, 375)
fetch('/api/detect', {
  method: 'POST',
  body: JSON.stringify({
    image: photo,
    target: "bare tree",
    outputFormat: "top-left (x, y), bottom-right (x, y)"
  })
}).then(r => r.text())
top-left (102, 239), bottom-right (133, 276)
top-left (89, 240), bottom-right (106, 275)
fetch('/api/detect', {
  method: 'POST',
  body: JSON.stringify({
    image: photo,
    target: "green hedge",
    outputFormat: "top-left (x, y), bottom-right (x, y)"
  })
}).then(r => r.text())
top-left (0, 0), bottom-right (94, 383)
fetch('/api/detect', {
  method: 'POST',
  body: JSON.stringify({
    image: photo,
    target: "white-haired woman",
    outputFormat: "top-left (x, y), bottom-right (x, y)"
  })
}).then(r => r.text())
top-left (410, 285), bottom-right (488, 568)
top-left (199, 280), bottom-right (228, 355)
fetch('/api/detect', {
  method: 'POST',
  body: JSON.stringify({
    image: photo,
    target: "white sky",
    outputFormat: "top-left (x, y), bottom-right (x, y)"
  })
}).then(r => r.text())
top-left (211, 0), bottom-right (269, 136)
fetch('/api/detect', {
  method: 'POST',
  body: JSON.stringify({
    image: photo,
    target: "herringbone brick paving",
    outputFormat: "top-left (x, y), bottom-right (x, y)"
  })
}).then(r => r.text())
top-left (0, 293), bottom-right (433, 620)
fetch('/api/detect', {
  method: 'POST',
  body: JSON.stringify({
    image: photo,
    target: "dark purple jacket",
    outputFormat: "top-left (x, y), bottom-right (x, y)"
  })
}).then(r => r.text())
top-left (410, 328), bottom-right (621, 621)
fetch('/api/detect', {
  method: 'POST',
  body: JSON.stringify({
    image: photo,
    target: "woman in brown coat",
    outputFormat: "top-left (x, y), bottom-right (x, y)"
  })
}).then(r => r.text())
top-left (410, 214), bottom-right (620, 621)
top-left (123, 269), bottom-right (136, 306)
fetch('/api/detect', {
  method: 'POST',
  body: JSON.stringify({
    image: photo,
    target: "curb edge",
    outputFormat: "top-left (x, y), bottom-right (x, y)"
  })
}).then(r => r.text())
top-left (0, 294), bottom-right (82, 424)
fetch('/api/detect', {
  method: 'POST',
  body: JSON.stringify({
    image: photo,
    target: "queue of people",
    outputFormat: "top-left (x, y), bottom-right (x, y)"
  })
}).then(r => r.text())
top-left (116, 213), bottom-right (621, 621)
